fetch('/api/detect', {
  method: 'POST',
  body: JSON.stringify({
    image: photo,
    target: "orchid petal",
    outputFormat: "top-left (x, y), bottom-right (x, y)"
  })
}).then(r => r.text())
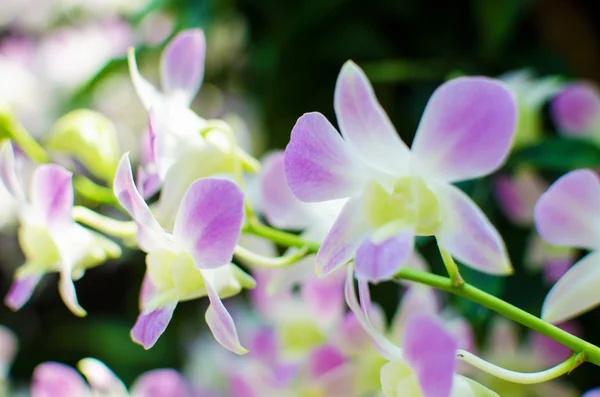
top-left (344, 268), bottom-right (403, 361)
top-left (308, 345), bottom-right (347, 380)
top-left (77, 358), bottom-right (127, 395)
top-left (403, 314), bottom-right (457, 397)
top-left (534, 169), bottom-right (600, 249)
top-left (451, 375), bottom-right (499, 397)
top-left (249, 327), bottom-right (278, 364)
top-left (411, 77), bottom-right (517, 182)
top-left (584, 389), bottom-right (600, 397)
top-left (494, 170), bottom-right (547, 226)
top-left (0, 142), bottom-right (25, 202)
top-left (131, 303), bottom-right (177, 349)
top-left (284, 112), bottom-right (365, 202)
top-left (160, 29), bottom-right (205, 107)
top-left (131, 369), bottom-right (192, 397)
top-left (552, 83), bottom-right (600, 135)
top-left (301, 273), bottom-right (345, 328)
top-left (335, 311), bottom-right (378, 355)
top-left (204, 275), bottom-right (247, 354)
top-left (391, 286), bottom-right (439, 341)
top-left (542, 250), bottom-right (600, 323)
top-left (31, 362), bottom-right (90, 397)
top-left (114, 154), bottom-right (170, 251)
top-left (355, 231), bottom-right (414, 282)
top-left (261, 151), bottom-right (312, 229)
top-left (30, 165), bottom-right (73, 228)
top-left (58, 269), bottom-right (86, 317)
top-left (5, 274), bottom-right (42, 311)
top-left (316, 196), bottom-right (370, 276)
top-left (530, 322), bottom-right (581, 365)
top-left (436, 184), bottom-right (512, 275)
top-left (128, 49), bottom-right (162, 110)
top-left (334, 61), bottom-right (409, 174)
top-left (173, 178), bottom-right (243, 269)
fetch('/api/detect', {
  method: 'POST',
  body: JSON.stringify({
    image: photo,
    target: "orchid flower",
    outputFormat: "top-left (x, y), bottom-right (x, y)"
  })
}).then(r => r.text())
top-left (534, 168), bottom-right (600, 323)
top-left (0, 143), bottom-right (120, 316)
top-left (284, 61), bottom-right (517, 282)
top-left (31, 358), bottom-right (194, 397)
top-left (0, 325), bottom-right (17, 383)
top-left (499, 70), bottom-right (562, 149)
top-left (345, 270), bottom-right (499, 397)
top-left (113, 154), bottom-right (254, 353)
top-left (494, 169), bottom-right (575, 284)
top-left (552, 82), bottom-right (600, 140)
top-left (584, 389), bottom-right (600, 397)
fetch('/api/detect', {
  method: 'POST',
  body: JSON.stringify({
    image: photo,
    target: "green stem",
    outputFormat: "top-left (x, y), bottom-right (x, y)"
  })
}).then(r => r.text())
top-left (234, 245), bottom-right (309, 268)
top-left (395, 267), bottom-right (600, 366)
top-left (243, 218), bottom-right (320, 254)
top-left (438, 245), bottom-right (464, 287)
top-left (73, 176), bottom-right (118, 205)
top-left (0, 110), bottom-right (49, 163)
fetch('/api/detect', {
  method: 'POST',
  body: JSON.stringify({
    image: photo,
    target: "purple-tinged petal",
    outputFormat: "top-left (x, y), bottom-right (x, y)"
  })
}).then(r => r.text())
top-left (77, 358), bottom-right (127, 395)
top-left (160, 29), bottom-right (205, 107)
top-left (436, 184), bottom-right (512, 275)
top-left (131, 369), bottom-right (192, 397)
top-left (355, 231), bottom-right (414, 282)
top-left (534, 169), bottom-right (600, 249)
top-left (128, 49), bottom-right (162, 110)
top-left (173, 178), bottom-right (244, 269)
top-left (136, 165), bottom-right (161, 200)
top-left (308, 345), bottom-right (347, 380)
top-left (494, 170), bottom-right (547, 226)
top-left (30, 165), bottom-right (73, 228)
top-left (114, 154), bottom-right (170, 251)
top-left (391, 286), bottom-right (439, 341)
top-left (301, 273), bottom-right (345, 328)
top-left (543, 256), bottom-right (574, 285)
top-left (131, 303), bottom-right (177, 349)
top-left (261, 152), bottom-right (312, 229)
top-left (403, 314), bottom-right (458, 397)
top-left (203, 277), bottom-right (247, 354)
top-left (284, 112), bottom-right (365, 202)
top-left (140, 127), bottom-right (156, 167)
top-left (344, 268), bottom-right (403, 361)
top-left (411, 77), bottom-right (517, 183)
top-left (583, 388), bottom-right (600, 397)
top-left (0, 142), bottom-right (25, 202)
top-left (487, 318), bottom-right (519, 358)
top-left (335, 311), bottom-right (376, 355)
top-left (531, 321), bottom-right (581, 366)
top-left (0, 325), bottom-right (17, 374)
top-left (230, 375), bottom-right (260, 397)
top-left (31, 362), bottom-right (90, 397)
top-left (316, 196), bottom-right (370, 276)
top-left (249, 327), bottom-right (279, 364)
top-left (139, 273), bottom-right (157, 309)
top-left (58, 270), bottom-right (86, 317)
top-left (5, 274), bottom-right (42, 311)
top-left (542, 250), bottom-right (600, 323)
top-left (552, 83), bottom-right (600, 135)
top-left (334, 61), bottom-right (409, 174)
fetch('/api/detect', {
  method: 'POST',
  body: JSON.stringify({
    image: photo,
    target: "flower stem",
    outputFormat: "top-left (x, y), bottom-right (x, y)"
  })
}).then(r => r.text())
top-left (243, 218), bottom-right (320, 254)
top-left (73, 176), bottom-right (119, 205)
top-left (0, 109), bottom-right (49, 163)
top-left (395, 267), bottom-right (600, 367)
top-left (234, 245), bottom-right (309, 268)
top-left (72, 206), bottom-right (137, 239)
top-left (457, 350), bottom-right (582, 384)
top-left (438, 243), bottom-right (464, 287)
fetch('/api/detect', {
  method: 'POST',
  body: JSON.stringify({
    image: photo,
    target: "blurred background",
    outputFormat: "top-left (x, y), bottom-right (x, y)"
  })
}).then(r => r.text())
top-left (2, 0), bottom-right (600, 393)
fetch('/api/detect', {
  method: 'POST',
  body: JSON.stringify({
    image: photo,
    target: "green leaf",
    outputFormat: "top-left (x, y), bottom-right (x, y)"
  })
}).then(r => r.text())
top-left (506, 137), bottom-right (600, 171)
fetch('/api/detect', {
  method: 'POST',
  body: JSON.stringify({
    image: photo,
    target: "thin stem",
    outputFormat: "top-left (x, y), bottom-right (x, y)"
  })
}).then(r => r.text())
top-left (438, 244), bottom-right (464, 287)
top-left (234, 245), bottom-right (309, 268)
top-left (73, 206), bottom-right (136, 239)
top-left (0, 110), bottom-right (49, 163)
top-left (457, 350), bottom-right (582, 384)
top-left (395, 267), bottom-right (600, 366)
top-left (73, 176), bottom-right (118, 205)
top-left (243, 218), bottom-right (320, 254)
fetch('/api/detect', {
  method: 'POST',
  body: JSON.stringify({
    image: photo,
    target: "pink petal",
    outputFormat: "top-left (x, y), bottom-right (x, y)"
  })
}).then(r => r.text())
top-left (534, 169), bottom-right (600, 249)
top-left (391, 286), bottom-right (440, 340)
top-left (301, 273), bottom-right (345, 328)
top-left (173, 178), bottom-right (244, 269)
top-left (334, 61), bottom-right (409, 174)
top-left (335, 311), bottom-right (375, 355)
top-left (411, 77), bottom-right (517, 183)
top-left (5, 274), bottom-right (42, 311)
top-left (583, 389), bottom-right (600, 397)
top-left (249, 327), bottom-right (279, 364)
top-left (160, 29), bottom-right (205, 107)
top-left (436, 184), bottom-right (512, 275)
top-left (316, 197), bottom-right (370, 276)
top-left (30, 165), bottom-right (73, 228)
top-left (204, 278), bottom-right (247, 354)
top-left (355, 231), bottom-right (414, 282)
top-left (131, 303), bottom-right (177, 349)
top-left (543, 256), bottom-right (575, 285)
top-left (284, 112), bottom-right (365, 202)
top-left (136, 165), bottom-right (161, 200)
top-left (113, 154), bottom-right (170, 251)
top-left (403, 314), bottom-right (458, 397)
top-left (308, 345), bottom-right (347, 380)
top-left (542, 250), bottom-right (600, 323)
top-left (494, 170), bottom-right (547, 226)
top-left (31, 362), bottom-right (90, 397)
top-left (58, 270), bottom-right (86, 317)
top-left (77, 358), bottom-right (127, 395)
top-left (140, 127), bottom-right (156, 167)
top-left (531, 321), bottom-right (581, 366)
top-left (261, 152), bottom-right (312, 229)
top-left (131, 369), bottom-right (192, 397)
top-left (128, 49), bottom-right (162, 110)
top-left (552, 82), bottom-right (600, 135)
top-left (0, 142), bottom-right (25, 202)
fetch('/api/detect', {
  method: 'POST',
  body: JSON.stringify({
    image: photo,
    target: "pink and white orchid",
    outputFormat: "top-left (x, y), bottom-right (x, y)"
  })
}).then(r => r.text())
top-left (552, 82), bottom-right (600, 139)
top-left (0, 143), bottom-right (120, 317)
top-left (345, 271), bottom-right (498, 397)
top-left (31, 358), bottom-right (194, 397)
top-left (284, 61), bottom-right (517, 282)
top-left (534, 169), bottom-right (600, 323)
top-left (113, 154), bottom-right (254, 354)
